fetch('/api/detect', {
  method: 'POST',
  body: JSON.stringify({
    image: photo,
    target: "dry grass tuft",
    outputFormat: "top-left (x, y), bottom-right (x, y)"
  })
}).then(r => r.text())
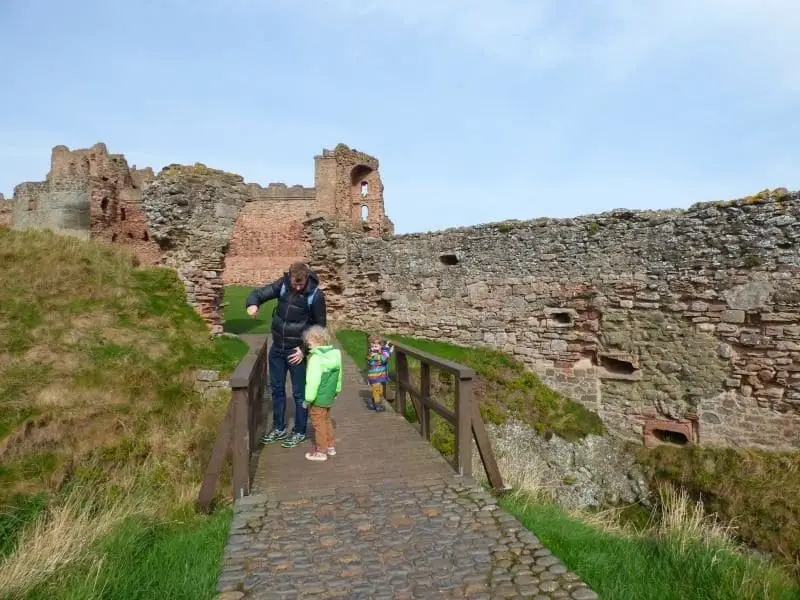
top-left (0, 486), bottom-right (149, 595)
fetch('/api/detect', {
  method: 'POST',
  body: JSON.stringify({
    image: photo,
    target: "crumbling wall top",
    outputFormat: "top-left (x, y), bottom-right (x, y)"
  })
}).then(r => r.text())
top-left (318, 143), bottom-right (380, 169)
top-left (251, 182), bottom-right (316, 201)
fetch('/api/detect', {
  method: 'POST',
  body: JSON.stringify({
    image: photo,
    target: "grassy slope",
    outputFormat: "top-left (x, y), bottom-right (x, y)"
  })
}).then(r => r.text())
top-left (636, 445), bottom-right (800, 576)
top-left (0, 229), bottom-right (249, 599)
top-left (502, 494), bottom-right (799, 600)
top-left (336, 329), bottom-right (603, 448)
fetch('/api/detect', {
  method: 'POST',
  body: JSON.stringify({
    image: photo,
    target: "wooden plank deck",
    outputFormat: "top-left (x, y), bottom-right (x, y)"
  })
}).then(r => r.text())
top-left (216, 339), bottom-right (597, 600)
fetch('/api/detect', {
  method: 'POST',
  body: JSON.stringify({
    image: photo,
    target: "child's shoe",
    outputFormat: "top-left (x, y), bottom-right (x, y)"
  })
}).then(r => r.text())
top-left (327, 447), bottom-right (336, 456)
top-left (375, 404), bottom-right (386, 412)
top-left (304, 451), bottom-right (328, 461)
top-left (367, 401), bottom-right (376, 411)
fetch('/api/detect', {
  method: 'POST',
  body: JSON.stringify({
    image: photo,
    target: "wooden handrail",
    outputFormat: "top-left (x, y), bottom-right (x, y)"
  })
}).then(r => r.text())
top-left (375, 339), bottom-right (506, 492)
top-left (197, 336), bottom-right (270, 512)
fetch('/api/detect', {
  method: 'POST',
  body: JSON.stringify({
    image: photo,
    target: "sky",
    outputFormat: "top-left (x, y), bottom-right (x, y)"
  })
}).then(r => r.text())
top-left (0, 0), bottom-right (798, 234)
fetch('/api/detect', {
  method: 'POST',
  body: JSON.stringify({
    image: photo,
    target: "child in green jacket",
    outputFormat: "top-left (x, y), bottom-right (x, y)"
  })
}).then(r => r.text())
top-left (302, 326), bottom-right (343, 462)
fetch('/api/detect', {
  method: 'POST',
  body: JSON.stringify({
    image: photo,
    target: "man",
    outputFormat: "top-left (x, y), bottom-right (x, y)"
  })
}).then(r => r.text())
top-left (246, 262), bottom-right (327, 448)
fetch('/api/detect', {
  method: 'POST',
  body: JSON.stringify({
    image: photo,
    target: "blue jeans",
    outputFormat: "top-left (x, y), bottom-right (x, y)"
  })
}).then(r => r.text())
top-left (269, 344), bottom-right (307, 435)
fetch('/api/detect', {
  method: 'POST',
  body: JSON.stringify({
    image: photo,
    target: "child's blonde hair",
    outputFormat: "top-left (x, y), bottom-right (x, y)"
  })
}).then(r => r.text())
top-left (368, 334), bottom-right (382, 345)
top-left (303, 325), bottom-right (331, 347)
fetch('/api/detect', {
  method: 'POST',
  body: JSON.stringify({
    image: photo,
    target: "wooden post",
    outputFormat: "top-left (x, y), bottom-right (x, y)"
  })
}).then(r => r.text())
top-left (471, 403), bottom-right (505, 491)
top-left (420, 363), bottom-right (432, 440)
top-left (455, 376), bottom-right (473, 477)
top-left (231, 388), bottom-right (250, 501)
top-left (396, 352), bottom-right (409, 419)
top-left (197, 400), bottom-right (234, 512)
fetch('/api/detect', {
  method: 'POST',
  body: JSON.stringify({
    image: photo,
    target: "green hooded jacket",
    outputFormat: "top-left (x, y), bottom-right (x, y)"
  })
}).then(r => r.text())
top-left (304, 345), bottom-right (343, 407)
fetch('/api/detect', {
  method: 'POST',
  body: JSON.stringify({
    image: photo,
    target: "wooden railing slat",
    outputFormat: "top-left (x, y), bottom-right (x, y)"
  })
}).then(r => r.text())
top-left (198, 335), bottom-right (270, 512)
top-left (397, 379), bottom-right (457, 425)
top-left (370, 336), bottom-right (506, 493)
top-left (197, 400), bottom-right (235, 512)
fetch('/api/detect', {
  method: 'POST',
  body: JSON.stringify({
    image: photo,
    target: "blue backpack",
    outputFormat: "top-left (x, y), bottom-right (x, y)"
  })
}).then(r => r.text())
top-left (279, 282), bottom-right (318, 311)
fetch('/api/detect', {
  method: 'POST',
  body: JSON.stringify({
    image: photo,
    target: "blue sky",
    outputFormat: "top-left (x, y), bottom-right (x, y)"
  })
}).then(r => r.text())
top-left (1, 0), bottom-right (798, 233)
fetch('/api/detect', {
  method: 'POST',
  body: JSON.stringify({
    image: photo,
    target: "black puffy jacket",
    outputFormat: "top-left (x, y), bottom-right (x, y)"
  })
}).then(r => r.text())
top-left (245, 271), bottom-right (327, 350)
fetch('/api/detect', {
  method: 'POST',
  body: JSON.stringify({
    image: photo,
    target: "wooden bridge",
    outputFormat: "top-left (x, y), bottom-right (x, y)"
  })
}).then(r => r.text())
top-left (200, 335), bottom-right (598, 600)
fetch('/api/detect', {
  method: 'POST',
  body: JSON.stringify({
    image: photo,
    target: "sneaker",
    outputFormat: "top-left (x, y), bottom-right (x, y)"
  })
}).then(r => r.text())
top-left (305, 451), bottom-right (328, 461)
top-left (367, 402), bottom-right (376, 411)
top-left (280, 432), bottom-right (307, 448)
top-left (375, 404), bottom-right (386, 412)
top-left (260, 428), bottom-right (287, 445)
top-left (327, 447), bottom-right (336, 456)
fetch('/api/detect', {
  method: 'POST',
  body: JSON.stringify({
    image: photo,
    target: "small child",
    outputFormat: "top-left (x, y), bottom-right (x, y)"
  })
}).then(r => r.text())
top-left (302, 325), bottom-right (342, 462)
top-left (366, 334), bottom-right (393, 412)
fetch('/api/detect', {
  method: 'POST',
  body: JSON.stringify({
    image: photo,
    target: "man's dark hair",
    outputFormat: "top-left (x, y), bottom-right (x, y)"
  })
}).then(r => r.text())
top-left (289, 262), bottom-right (310, 284)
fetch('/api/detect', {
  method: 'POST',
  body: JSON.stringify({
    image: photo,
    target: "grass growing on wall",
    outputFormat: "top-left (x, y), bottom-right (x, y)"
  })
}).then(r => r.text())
top-left (335, 328), bottom-right (604, 459)
top-left (0, 229), bottom-right (249, 598)
top-left (335, 328), bottom-right (603, 456)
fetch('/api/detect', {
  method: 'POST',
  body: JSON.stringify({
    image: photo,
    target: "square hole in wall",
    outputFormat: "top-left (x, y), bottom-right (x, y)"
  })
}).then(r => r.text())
top-left (594, 352), bottom-right (642, 381)
top-left (544, 307), bottom-right (577, 327)
top-left (439, 253), bottom-right (460, 266)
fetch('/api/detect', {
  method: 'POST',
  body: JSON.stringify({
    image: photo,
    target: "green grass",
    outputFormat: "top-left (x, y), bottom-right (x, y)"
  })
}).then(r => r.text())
top-left (501, 494), bottom-right (800, 600)
top-left (222, 285), bottom-right (275, 334)
top-left (0, 493), bottom-right (49, 559)
top-left (0, 229), bottom-right (250, 596)
top-left (637, 445), bottom-right (800, 577)
top-left (13, 509), bottom-right (232, 600)
top-left (335, 328), bottom-right (603, 446)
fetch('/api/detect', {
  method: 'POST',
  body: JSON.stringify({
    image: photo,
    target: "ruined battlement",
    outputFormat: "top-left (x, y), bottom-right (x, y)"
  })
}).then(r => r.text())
top-left (248, 183), bottom-right (317, 201)
top-left (48, 143), bottom-right (135, 186)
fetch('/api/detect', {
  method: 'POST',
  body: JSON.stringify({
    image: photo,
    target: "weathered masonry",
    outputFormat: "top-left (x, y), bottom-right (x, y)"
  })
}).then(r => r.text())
top-left (3, 142), bottom-right (392, 331)
top-left (306, 190), bottom-right (800, 451)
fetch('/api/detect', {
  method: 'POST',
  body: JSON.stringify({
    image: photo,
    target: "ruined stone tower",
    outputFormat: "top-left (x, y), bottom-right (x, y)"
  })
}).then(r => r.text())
top-left (314, 143), bottom-right (394, 236)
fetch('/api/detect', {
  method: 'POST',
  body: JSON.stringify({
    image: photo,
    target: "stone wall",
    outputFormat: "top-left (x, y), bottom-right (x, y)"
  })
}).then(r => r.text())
top-left (223, 183), bottom-right (316, 285)
top-left (143, 164), bottom-right (250, 334)
top-left (8, 142), bottom-right (392, 327)
top-left (306, 189), bottom-right (800, 450)
top-left (11, 144), bottom-right (161, 261)
top-left (0, 194), bottom-right (12, 228)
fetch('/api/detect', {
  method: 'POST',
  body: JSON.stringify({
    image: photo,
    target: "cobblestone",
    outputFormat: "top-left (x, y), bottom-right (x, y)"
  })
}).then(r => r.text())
top-left (215, 342), bottom-right (596, 599)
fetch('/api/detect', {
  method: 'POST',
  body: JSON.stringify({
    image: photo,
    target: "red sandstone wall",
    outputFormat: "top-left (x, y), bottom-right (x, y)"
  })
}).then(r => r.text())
top-left (45, 144), bottom-right (162, 265)
top-left (223, 184), bottom-right (316, 285)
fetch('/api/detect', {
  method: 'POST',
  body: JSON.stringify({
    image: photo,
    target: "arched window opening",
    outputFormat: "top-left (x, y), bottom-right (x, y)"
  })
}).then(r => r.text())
top-left (360, 181), bottom-right (369, 197)
top-left (361, 205), bottom-right (369, 221)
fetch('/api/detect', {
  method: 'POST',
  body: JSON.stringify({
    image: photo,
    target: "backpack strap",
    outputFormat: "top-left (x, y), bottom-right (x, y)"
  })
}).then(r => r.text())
top-left (306, 288), bottom-right (318, 309)
top-left (280, 282), bottom-right (318, 310)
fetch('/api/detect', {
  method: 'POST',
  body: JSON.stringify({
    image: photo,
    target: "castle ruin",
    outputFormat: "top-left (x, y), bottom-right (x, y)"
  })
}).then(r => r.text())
top-left (4, 142), bottom-right (800, 451)
top-left (3, 142), bottom-right (393, 331)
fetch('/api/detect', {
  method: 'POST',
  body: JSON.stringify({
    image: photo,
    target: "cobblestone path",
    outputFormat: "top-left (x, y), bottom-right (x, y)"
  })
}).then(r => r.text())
top-left (215, 341), bottom-right (598, 600)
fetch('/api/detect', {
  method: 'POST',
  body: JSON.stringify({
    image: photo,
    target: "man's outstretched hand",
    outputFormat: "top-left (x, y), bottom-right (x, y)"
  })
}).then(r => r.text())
top-left (247, 305), bottom-right (258, 317)
top-left (288, 347), bottom-right (304, 365)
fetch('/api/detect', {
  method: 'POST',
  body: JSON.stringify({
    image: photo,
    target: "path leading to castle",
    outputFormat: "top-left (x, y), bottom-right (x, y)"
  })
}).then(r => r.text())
top-left (216, 340), bottom-right (598, 600)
